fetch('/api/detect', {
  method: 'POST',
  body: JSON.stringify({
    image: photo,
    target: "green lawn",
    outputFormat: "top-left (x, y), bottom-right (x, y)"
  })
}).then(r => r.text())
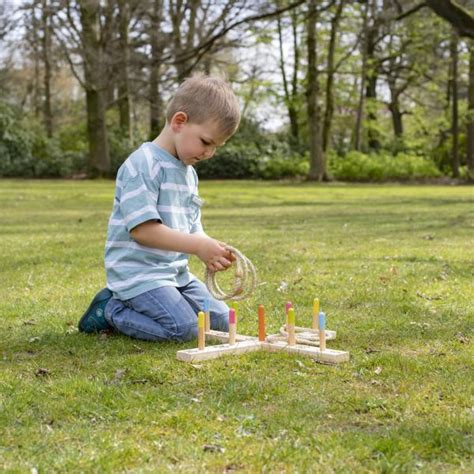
top-left (0, 180), bottom-right (473, 472)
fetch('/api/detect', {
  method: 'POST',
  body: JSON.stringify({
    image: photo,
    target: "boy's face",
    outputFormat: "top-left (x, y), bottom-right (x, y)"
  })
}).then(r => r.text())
top-left (171, 113), bottom-right (229, 166)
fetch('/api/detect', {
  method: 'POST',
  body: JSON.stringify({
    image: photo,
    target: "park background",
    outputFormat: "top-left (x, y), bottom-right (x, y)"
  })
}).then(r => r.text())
top-left (0, 0), bottom-right (473, 181)
top-left (1, 1), bottom-right (473, 473)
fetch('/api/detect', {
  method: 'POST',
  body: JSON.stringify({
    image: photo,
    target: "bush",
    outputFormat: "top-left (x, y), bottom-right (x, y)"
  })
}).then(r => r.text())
top-left (329, 151), bottom-right (442, 181)
top-left (197, 119), bottom-right (309, 180)
top-left (0, 102), bottom-right (88, 178)
top-left (196, 142), bottom-right (260, 179)
top-left (0, 102), bottom-right (34, 177)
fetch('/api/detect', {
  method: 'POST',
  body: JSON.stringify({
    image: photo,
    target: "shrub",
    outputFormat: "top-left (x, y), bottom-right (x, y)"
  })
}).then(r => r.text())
top-left (0, 102), bottom-right (34, 177)
top-left (329, 151), bottom-right (442, 181)
top-left (196, 142), bottom-right (260, 179)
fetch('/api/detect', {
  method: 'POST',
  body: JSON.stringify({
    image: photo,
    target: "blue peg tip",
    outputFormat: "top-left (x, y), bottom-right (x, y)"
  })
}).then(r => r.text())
top-left (318, 311), bottom-right (326, 331)
top-left (203, 298), bottom-right (210, 312)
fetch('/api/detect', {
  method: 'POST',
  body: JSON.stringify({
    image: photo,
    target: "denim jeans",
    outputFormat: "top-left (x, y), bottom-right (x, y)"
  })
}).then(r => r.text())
top-left (105, 278), bottom-right (229, 342)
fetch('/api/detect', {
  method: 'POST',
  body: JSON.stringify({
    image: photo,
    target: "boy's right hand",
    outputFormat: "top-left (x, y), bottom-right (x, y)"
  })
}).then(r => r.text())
top-left (196, 237), bottom-right (234, 273)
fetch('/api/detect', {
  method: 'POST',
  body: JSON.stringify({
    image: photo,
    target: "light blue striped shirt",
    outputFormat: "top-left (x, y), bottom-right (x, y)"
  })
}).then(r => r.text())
top-left (105, 142), bottom-right (204, 300)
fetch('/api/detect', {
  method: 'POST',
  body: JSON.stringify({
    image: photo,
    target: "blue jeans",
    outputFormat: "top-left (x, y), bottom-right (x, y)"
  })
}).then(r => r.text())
top-left (104, 279), bottom-right (229, 342)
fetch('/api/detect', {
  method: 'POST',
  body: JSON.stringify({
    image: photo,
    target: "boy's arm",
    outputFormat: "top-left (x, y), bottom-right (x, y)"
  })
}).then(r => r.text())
top-left (130, 221), bottom-right (232, 272)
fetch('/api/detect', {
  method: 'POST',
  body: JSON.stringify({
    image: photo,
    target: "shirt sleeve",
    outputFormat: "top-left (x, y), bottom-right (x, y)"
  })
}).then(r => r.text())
top-left (119, 174), bottom-right (161, 232)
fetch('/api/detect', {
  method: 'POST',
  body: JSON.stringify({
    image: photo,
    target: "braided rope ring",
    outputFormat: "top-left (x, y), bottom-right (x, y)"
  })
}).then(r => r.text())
top-left (278, 326), bottom-right (321, 346)
top-left (204, 245), bottom-right (257, 301)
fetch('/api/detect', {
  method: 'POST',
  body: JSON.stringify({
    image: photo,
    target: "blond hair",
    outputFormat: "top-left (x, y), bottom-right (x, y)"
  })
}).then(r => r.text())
top-left (166, 75), bottom-right (240, 137)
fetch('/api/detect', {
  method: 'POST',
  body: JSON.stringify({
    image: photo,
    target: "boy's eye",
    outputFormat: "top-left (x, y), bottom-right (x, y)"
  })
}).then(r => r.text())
top-left (201, 139), bottom-right (211, 146)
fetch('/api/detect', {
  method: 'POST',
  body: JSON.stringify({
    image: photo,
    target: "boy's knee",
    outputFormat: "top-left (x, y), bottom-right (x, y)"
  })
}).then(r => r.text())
top-left (174, 321), bottom-right (197, 342)
top-left (212, 311), bottom-right (229, 332)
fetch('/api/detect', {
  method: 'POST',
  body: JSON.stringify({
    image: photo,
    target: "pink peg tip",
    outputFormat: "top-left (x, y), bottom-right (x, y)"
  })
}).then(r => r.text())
top-left (229, 308), bottom-right (236, 324)
top-left (285, 302), bottom-right (293, 313)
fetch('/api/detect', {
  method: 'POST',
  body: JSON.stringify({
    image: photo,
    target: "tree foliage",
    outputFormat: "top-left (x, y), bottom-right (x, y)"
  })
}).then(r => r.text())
top-left (0, 0), bottom-right (473, 180)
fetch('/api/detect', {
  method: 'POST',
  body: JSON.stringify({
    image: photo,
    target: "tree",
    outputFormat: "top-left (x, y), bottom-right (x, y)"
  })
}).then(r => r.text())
top-left (116, 0), bottom-right (131, 140)
top-left (322, 0), bottom-right (346, 152)
top-left (353, 1), bottom-right (369, 151)
top-left (306, 0), bottom-right (325, 181)
top-left (148, 0), bottom-right (165, 137)
top-left (277, 7), bottom-right (301, 146)
top-left (467, 40), bottom-right (474, 177)
top-left (450, 29), bottom-right (460, 177)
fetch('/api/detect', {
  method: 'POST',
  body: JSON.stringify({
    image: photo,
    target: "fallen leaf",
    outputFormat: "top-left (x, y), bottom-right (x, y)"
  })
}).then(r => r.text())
top-left (112, 369), bottom-right (127, 383)
top-left (365, 347), bottom-right (381, 354)
top-left (416, 291), bottom-right (442, 301)
top-left (35, 368), bottom-right (51, 377)
top-left (456, 333), bottom-right (469, 344)
top-left (99, 329), bottom-right (114, 340)
top-left (203, 444), bottom-right (225, 453)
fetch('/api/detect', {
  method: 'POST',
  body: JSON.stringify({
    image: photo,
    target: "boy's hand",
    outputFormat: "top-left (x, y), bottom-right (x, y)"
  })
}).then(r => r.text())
top-left (196, 238), bottom-right (234, 272)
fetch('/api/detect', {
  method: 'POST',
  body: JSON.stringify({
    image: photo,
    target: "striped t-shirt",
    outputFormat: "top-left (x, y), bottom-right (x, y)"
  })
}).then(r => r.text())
top-left (105, 142), bottom-right (204, 300)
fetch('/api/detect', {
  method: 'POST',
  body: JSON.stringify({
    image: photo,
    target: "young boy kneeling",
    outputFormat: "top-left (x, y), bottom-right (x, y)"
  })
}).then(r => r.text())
top-left (79, 75), bottom-right (240, 341)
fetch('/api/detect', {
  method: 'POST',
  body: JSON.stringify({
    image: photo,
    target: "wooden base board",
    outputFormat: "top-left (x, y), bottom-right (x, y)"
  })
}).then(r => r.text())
top-left (207, 329), bottom-right (336, 344)
top-left (205, 330), bottom-right (256, 344)
top-left (261, 341), bottom-right (349, 364)
top-left (177, 340), bottom-right (349, 365)
top-left (266, 329), bottom-right (337, 344)
top-left (176, 339), bottom-right (262, 362)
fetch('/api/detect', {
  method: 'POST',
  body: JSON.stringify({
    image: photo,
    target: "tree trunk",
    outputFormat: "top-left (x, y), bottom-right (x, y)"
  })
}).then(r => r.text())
top-left (31, 2), bottom-right (42, 119)
top-left (170, 1), bottom-right (186, 82)
top-left (277, 14), bottom-right (299, 145)
top-left (467, 40), bottom-right (474, 177)
top-left (149, 0), bottom-right (164, 138)
top-left (353, 1), bottom-right (369, 151)
top-left (323, 0), bottom-right (344, 152)
top-left (450, 30), bottom-right (460, 178)
top-left (388, 99), bottom-right (403, 138)
top-left (365, 0), bottom-right (380, 151)
top-left (306, 0), bottom-right (325, 181)
top-left (117, 0), bottom-right (131, 141)
top-left (80, 1), bottom-right (110, 177)
top-left (41, 0), bottom-right (53, 138)
top-left (290, 9), bottom-right (300, 144)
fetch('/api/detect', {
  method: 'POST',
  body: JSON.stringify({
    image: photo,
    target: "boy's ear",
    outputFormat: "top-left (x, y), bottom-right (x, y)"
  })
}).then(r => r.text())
top-left (170, 112), bottom-right (188, 132)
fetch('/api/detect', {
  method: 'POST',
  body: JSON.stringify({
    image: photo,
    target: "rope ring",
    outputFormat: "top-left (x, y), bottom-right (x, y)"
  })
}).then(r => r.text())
top-left (205, 245), bottom-right (257, 301)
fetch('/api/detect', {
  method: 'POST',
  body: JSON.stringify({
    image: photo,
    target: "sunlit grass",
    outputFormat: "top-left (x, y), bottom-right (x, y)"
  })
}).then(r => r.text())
top-left (0, 179), bottom-right (473, 472)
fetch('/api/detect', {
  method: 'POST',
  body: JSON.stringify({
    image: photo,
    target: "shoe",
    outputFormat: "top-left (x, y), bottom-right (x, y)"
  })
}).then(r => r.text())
top-left (78, 288), bottom-right (113, 333)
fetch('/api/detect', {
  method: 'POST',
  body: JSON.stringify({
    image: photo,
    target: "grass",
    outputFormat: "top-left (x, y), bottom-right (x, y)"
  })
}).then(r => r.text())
top-left (0, 179), bottom-right (473, 473)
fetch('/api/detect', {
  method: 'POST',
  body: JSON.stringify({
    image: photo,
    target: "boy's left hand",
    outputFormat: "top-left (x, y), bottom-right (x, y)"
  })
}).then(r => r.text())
top-left (208, 245), bottom-right (235, 273)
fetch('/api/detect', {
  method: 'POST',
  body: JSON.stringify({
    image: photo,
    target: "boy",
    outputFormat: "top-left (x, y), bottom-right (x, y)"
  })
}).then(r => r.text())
top-left (78, 75), bottom-right (240, 342)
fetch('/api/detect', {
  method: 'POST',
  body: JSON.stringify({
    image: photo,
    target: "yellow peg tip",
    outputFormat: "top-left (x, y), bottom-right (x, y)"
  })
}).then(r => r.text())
top-left (313, 298), bottom-right (320, 314)
top-left (198, 311), bottom-right (205, 328)
top-left (287, 307), bottom-right (295, 325)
